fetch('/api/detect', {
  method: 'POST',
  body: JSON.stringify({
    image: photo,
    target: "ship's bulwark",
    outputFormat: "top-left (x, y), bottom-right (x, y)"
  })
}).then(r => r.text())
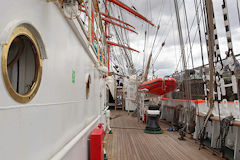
top-left (0, 1), bottom-right (107, 159)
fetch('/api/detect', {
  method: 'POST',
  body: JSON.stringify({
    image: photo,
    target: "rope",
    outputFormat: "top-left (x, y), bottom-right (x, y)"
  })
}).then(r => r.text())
top-left (215, 115), bottom-right (235, 156)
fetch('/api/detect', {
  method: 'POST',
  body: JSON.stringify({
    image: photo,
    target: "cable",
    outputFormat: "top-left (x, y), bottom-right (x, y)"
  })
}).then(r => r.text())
top-left (105, 1), bottom-right (134, 73)
top-left (183, 0), bottom-right (194, 70)
top-left (151, 1), bottom-right (177, 66)
top-left (237, 0), bottom-right (240, 26)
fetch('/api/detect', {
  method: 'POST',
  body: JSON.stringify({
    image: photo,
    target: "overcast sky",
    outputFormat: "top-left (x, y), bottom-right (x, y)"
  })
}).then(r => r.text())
top-left (102, 0), bottom-right (240, 77)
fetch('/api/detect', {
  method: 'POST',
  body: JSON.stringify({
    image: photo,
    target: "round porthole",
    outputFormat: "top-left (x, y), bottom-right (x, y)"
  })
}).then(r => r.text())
top-left (1, 26), bottom-right (42, 103)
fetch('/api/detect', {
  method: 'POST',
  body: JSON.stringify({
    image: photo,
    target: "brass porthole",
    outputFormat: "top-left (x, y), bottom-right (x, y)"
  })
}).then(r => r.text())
top-left (1, 26), bottom-right (42, 103)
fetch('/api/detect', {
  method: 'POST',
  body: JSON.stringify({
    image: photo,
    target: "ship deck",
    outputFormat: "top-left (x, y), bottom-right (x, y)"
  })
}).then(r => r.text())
top-left (105, 110), bottom-right (220, 160)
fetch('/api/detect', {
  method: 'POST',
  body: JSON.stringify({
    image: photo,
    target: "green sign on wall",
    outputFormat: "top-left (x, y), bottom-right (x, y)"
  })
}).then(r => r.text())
top-left (72, 70), bottom-right (75, 84)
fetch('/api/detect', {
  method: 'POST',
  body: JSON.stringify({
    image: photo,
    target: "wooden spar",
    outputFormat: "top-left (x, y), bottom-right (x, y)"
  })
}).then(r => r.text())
top-left (101, 12), bottom-right (135, 29)
top-left (143, 53), bottom-right (152, 81)
top-left (106, 41), bottom-right (139, 53)
top-left (108, 0), bottom-right (154, 26)
top-left (204, 0), bottom-right (215, 127)
top-left (102, 17), bottom-right (138, 34)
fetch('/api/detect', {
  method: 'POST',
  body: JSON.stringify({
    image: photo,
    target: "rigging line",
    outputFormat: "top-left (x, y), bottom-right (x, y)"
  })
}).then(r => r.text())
top-left (157, 27), bottom-right (198, 74)
top-left (149, 0), bottom-right (165, 53)
top-left (111, 48), bottom-right (122, 65)
top-left (143, 31), bottom-right (147, 71)
top-left (105, 1), bottom-right (134, 71)
top-left (194, 0), bottom-right (208, 104)
top-left (151, 25), bottom-right (172, 66)
top-left (118, 9), bottom-right (125, 46)
top-left (121, 12), bottom-right (130, 48)
top-left (172, 17), bottom-right (178, 67)
top-left (237, 0), bottom-right (240, 26)
top-left (186, 27), bottom-right (199, 69)
top-left (122, 23), bottom-right (133, 63)
top-left (181, 0), bottom-right (202, 46)
top-left (152, 1), bottom-right (182, 69)
top-left (143, 0), bottom-right (153, 60)
top-left (115, 48), bottom-right (127, 75)
top-left (149, 25), bottom-right (160, 58)
top-left (194, 0), bottom-right (205, 67)
top-left (172, 23), bottom-right (200, 73)
top-left (118, 8), bottom-right (133, 63)
top-left (110, 7), bottom-right (131, 66)
top-left (181, 0), bottom-right (203, 46)
top-left (141, 6), bottom-right (151, 74)
top-left (175, 23), bottom-right (201, 73)
top-left (151, 1), bottom-right (176, 66)
top-left (118, 7), bottom-right (130, 48)
top-left (200, 0), bottom-right (208, 46)
top-left (151, 29), bottom-right (173, 67)
top-left (151, 0), bottom-right (187, 68)
top-left (174, 0), bottom-right (187, 71)
top-left (153, 0), bottom-right (177, 55)
top-left (156, 0), bottom-right (166, 27)
top-left (173, 0), bottom-right (204, 71)
top-left (183, 0), bottom-right (194, 70)
top-left (146, 5), bottom-right (163, 63)
top-left (148, 0), bottom-right (153, 20)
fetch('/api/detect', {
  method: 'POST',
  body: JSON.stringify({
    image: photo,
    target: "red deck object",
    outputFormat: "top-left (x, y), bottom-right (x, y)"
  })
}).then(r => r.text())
top-left (90, 124), bottom-right (105, 160)
top-left (139, 77), bottom-right (177, 95)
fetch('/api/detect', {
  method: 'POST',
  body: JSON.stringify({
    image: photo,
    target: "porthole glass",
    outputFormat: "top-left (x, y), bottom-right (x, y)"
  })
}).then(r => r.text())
top-left (2, 26), bottom-right (42, 103)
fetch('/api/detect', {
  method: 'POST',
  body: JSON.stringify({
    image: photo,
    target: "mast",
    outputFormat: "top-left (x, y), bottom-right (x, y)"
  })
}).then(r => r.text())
top-left (143, 53), bottom-right (152, 81)
top-left (204, 0), bottom-right (215, 126)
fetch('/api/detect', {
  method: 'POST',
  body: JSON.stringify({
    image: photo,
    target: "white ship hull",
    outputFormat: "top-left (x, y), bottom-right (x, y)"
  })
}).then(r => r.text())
top-left (0, 1), bottom-right (107, 159)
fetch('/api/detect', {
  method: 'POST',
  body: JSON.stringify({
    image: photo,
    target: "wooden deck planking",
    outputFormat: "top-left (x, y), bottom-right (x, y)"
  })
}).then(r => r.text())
top-left (105, 110), bottom-right (221, 160)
